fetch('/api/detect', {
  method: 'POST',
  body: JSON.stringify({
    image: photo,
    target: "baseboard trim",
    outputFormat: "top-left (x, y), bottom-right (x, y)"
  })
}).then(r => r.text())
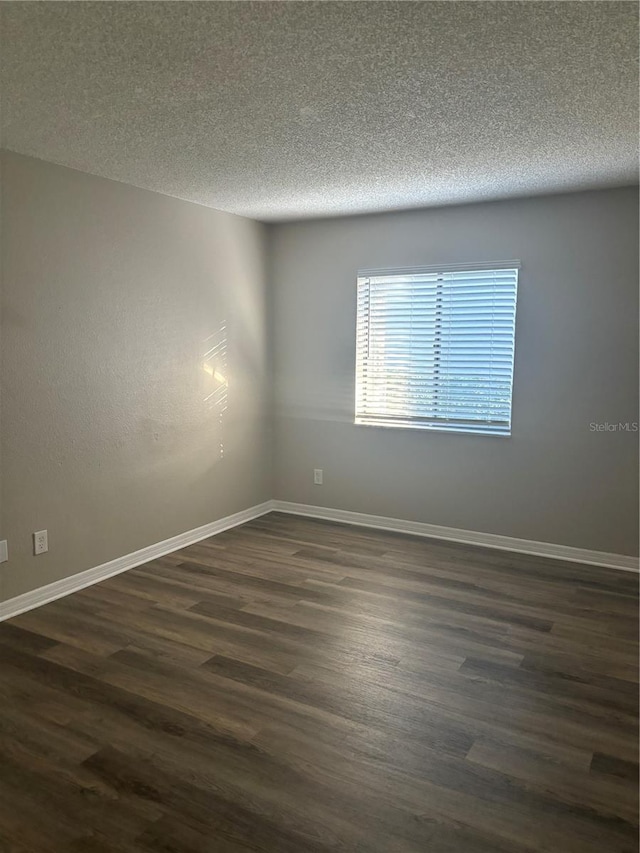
top-left (0, 501), bottom-right (275, 622)
top-left (272, 500), bottom-right (639, 573)
top-left (2, 496), bottom-right (636, 621)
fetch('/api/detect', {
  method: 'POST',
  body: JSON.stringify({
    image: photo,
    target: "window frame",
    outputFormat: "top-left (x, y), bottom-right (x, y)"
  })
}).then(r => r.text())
top-left (354, 261), bottom-right (520, 437)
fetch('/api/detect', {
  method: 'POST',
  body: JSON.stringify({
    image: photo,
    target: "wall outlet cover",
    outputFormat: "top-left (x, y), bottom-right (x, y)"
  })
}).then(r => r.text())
top-left (33, 530), bottom-right (48, 555)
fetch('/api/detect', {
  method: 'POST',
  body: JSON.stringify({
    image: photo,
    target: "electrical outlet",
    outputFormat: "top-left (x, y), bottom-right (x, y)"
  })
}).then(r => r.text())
top-left (0, 540), bottom-right (7, 563)
top-left (33, 530), bottom-right (48, 555)
top-left (313, 468), bottom-right (323, 485)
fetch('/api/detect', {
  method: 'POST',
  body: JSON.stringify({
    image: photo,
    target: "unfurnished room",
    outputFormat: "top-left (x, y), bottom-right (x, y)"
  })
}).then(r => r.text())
top-left (0, 2), bottom-right (638, 851)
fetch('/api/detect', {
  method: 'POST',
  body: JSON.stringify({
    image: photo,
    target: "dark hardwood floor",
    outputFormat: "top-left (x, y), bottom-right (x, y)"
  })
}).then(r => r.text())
top-left (0, 512), bottom-right (638, 852)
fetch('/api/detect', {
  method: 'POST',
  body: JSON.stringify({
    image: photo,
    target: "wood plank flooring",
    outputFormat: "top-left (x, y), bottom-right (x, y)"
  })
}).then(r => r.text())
top-left (0, 512), bottom-right (638, 852)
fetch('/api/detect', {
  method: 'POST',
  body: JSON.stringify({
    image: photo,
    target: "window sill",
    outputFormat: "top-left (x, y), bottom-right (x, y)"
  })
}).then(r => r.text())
top-left (354, 417), bottom-right (511, 437)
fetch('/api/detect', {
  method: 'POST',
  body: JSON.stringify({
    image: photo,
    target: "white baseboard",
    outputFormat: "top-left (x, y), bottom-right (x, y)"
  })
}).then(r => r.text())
top-left (2, 496), bottom-right (636, 622)
top-left (0, 501), bottom-right (275, 622)
top-left (272, 500), bottom-right (639, 573)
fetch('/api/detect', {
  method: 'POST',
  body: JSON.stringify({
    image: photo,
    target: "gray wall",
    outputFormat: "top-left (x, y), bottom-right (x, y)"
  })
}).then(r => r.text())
top-left (1, 156), bottom-right (637, 606)
top-left (1, 151), bottom-right (271, 601)
top-left (271, 187), bottom-right (639, 557)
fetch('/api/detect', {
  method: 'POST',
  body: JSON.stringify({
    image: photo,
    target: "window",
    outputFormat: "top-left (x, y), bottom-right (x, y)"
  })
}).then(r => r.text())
top-left (355, 262), bottom-right (519, 436)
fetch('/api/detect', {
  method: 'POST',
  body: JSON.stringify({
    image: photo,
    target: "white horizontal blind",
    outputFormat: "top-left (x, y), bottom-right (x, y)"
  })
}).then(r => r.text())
top-left (355, 263), bottom-right (519, 435)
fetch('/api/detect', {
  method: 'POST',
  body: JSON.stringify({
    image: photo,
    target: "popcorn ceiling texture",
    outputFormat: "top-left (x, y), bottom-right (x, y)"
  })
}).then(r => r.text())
top-left (1, 1), bottom-right (637, 221)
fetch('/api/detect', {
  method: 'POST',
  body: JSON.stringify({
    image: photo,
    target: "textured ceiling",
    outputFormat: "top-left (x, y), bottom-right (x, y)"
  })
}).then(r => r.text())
top-left (1, 1), bottom-right (638, 221)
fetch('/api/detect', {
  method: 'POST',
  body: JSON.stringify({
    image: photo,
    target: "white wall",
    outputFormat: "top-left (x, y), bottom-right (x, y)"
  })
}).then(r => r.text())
top-left (270, 187), bottom-right (639, 556)
top-left (1, 152), bottom-right (271, 601)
